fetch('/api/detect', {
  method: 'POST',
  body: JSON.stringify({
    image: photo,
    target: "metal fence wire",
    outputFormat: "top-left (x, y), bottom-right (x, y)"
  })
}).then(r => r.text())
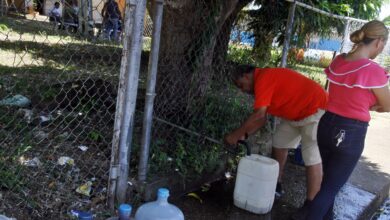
top-left (0, 0), bottom-right (130, 218)
top-left (284, 1), bottom-right (390, 86)
top-left (0, 0), bottom-right (258, 217)
top-left (1, 0), bottom-right (390, 219)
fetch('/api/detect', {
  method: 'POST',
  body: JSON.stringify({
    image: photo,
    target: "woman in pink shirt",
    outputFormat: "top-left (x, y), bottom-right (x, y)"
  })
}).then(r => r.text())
top-left (303, 20), bottom-right (390, 220)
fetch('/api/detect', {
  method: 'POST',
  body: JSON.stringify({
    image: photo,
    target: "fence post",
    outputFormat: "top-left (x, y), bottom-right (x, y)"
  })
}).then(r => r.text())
top-left (107, 0), bottom-right (137, 210)
top-left (79, 0), bottom-right (91, 35)
top-left (340, 19), bottom-right (351, 54)
top-left (138, 0), bottom-right (164, 182)
top-left (116, 0), bottom-right (148, 204)
top-left (280, 0), bottom-right (297, 68)
top-left (87, 0), bottom-right (93, 34)
top-left (0, 0), bottom-right (3, 16)
top-left (78, 0), bottom-right (83, 33)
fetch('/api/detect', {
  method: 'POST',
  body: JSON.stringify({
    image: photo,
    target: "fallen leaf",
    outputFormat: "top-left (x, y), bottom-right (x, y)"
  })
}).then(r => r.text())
top-left (187, 192), bottom-right (203, 204)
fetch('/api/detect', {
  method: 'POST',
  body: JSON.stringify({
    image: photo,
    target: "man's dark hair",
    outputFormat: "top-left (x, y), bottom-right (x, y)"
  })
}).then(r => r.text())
top-left (231, 64), bottom-right (255, 82)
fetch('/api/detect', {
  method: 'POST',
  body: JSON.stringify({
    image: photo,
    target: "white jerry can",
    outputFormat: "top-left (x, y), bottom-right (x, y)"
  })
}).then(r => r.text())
top-left (233, 141), bottom-right (279, 214)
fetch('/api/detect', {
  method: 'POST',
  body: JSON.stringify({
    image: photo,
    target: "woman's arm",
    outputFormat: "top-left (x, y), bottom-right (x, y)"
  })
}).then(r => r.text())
top-left (372, 86), bottom-right (390, 112)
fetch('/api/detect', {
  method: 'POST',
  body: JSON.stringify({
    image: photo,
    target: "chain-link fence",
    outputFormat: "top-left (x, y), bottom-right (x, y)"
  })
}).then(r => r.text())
top-left (283, 1), bottom-right (390, 87)
top-left (0, 0), bottom-right (133, 217)
top-left (131, 0), bottom-right (261, 199)
top-left (0, 0), bottom-right (253, 218)
top-left (1, 0), bottom-right (390, 219)
top-left (341, 19), bottom-right (390, 66)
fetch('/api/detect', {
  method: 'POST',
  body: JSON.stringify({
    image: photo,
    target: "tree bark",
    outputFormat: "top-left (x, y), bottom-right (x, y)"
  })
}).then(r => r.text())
top-left (212, 0), bottom-right (251, 75)
top-left (154, 0), bottom-right (249, 123)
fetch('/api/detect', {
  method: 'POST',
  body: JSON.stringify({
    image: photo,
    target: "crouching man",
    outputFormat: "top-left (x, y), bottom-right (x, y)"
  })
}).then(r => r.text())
top-left (224, 65), bottom-right (327, 215)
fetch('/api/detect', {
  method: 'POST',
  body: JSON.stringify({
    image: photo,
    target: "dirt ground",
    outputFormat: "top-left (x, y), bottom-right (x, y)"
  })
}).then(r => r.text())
top-left (172, 160), bottom-right (306, 220)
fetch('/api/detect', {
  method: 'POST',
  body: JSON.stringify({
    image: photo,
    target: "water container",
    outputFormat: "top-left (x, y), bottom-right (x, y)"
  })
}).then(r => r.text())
top-left (293, 144), bottom-right (305, 166)
top-left (233, 141), bottom-right (279, 214)
top-left (119, 204), bottom-right (132, 220)
top-left (135, 188), bottom-right (184, 220)
top-left (78, 211), bottom-right (93, 220)
top-left (106, 204), bottom-right (133, 220)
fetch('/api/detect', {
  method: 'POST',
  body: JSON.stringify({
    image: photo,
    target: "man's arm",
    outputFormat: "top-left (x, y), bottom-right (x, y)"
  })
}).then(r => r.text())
top-left (224, 106), bottom-right (267, 145)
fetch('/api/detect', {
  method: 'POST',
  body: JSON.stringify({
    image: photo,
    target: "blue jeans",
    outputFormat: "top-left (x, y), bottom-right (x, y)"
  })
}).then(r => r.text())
top-left (307, 111), bottom-right (368, 220)
top-left (105, 18), bottom-right (119, 41)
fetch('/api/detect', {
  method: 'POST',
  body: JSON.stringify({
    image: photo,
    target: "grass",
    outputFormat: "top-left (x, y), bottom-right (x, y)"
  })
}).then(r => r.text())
top-left (227, 44), bottom-right (328, 87)
top-left (0, 15), bottom-right (123, 218)
top-left (293, 64), bottom-right (327, 87)
top-left (0, 13), bottom-right (331, 218)
top-left (0, 116), bottom-right (32, 190)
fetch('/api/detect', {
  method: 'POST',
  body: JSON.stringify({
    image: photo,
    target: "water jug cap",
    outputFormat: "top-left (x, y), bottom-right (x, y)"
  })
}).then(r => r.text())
top-left (78, 211), bottom-right (93, 220)
top-left (157, 188), bottom-right (169, 198)
top-left (119, 204), bottom-right (132, 212)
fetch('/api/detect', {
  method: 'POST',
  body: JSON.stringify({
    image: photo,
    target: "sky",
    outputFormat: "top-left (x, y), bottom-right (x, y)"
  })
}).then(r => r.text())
top-left (378, 3), bottom-right (390, 20)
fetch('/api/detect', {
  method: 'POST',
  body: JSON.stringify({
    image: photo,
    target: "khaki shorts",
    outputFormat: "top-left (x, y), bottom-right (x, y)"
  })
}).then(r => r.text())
top-left (272, 110), bottom-right (324, 166)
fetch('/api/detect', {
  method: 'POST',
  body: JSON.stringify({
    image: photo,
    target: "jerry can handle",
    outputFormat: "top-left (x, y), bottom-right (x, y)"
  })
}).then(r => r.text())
top-left (237, 140), bottom-right (251, 156)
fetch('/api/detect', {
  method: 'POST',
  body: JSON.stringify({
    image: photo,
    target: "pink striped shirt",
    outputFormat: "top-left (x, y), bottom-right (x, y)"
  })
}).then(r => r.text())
top-left (325, 54), bottom-right (389, 122)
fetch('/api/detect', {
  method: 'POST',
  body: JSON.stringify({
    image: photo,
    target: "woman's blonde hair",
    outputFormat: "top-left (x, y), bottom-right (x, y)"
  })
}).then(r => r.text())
top-left (350, 20), bottom-right (388, 45)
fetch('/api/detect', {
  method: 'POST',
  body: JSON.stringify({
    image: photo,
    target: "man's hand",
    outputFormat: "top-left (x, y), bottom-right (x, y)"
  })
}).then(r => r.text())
top-left (224, 107), bottom-right (267, 146)
top-left (224, 131), bottom-right (245, 146)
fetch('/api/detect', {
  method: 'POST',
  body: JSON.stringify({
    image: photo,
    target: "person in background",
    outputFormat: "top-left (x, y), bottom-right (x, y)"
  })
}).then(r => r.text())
top-left (305, 20), bottom-right (389, 220)
top-left (49, 2), bottom-right (62, 27)
top-left (101, 0), bottom-right (121, 41)
top-left (224, 65), bottom-right (328, 215)
top-left (71, 0), bottom-right (79, 24)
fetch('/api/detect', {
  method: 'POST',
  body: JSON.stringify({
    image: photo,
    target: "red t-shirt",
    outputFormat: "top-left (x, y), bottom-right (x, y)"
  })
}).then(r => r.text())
top-left (253, 68), bottom-right (328, 120)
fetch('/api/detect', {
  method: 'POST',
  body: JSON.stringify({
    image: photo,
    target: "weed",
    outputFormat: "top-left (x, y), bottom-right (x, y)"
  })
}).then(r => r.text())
top-left (41, 87), bottom-right (59, 102)
top-left (0, 143), bottom-right (31, 190)
top-left (88, 130), bottom-right (104, 142)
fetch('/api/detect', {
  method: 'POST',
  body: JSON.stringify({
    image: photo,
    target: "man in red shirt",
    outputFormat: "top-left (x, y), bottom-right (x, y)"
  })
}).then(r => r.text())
top-left (225, 65), bottom-right (328, 212)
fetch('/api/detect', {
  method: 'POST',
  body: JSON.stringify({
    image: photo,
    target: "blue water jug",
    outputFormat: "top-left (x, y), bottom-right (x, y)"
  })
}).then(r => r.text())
top-left (294, 144), bottom-right (305, 166)
top-left (135, 188), bottom-right (184, 220)
top-left (78, 211), bottom-right (93, 220)
top-left (119, 204), bottom-right (132, 220)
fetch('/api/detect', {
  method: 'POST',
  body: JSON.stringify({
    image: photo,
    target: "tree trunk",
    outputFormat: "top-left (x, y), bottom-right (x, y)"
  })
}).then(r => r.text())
top-left (249, 0), bottom-right (288, 64)
top-left (154, 0), bottom-right (249, 123)
top-left (212, 0), bottom-right (251, 75)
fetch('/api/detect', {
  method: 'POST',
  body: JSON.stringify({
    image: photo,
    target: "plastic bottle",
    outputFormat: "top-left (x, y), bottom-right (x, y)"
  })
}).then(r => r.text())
top-left (135, 188), bottom-right (184, 220)
top-left (105, 204), bottom-right (132, 220)
top-left (78, 211), bottom-right (93, 220)
top-left (294, 144), bottom-right (305, 166)
top-left (119, 204), bottom-right (132, 220)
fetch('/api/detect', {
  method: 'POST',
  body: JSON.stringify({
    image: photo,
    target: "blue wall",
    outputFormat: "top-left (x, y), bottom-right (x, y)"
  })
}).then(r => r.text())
top-left (308, 39), bottom-right (341, 51)
top-left (230, 30), bottom-right (255, 46)
top-left (230, 30), bottom-right (341, 52)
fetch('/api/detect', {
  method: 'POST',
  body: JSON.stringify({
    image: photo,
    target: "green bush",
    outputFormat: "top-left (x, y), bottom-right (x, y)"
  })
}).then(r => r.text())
top-left (148, 87), bottom-right (252, 179)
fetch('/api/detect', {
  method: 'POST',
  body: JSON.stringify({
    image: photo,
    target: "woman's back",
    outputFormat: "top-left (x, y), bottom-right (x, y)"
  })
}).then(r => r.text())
top-left (325, 54), bottom-right (389, 122)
